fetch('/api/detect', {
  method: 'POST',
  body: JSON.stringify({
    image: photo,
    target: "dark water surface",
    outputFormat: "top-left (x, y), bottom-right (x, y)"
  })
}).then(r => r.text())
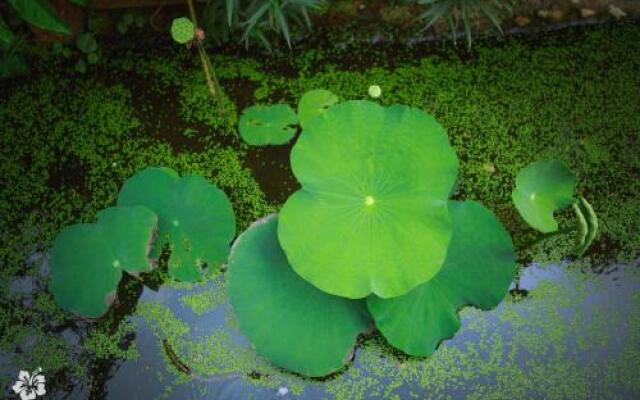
top-left (90, 259), bottom-right (640, 400)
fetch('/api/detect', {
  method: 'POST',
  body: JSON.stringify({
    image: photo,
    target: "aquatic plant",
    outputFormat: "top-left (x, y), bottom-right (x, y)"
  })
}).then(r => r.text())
top-left (297, 89), bottom-right (339, 128)
top-left (171, 17), bottom-right (196, 44)
top-left (228, 214), bottom-right (371, 377)
top-left (239, 88), bottom-right (340, 145)
top-left (367, 200), bottom-right (516, 356)
top-left (278, 100), bottom-right (459, 299)
top-left (512, 160), bottom-right (599, 256)
top-left (512, 159), bottom-right (577, 233)
top-left (229, 93), bottom-right (518, 376)
top-left (367, 85), bottom-right (382, 99)
top-left (49, 206), bottom-right (157, 318)
top-left (171, 0), bottom-right (218, 98)
top-left (117, 167), bottom-right (236, 282)
top-left (238, 103), bottom-right (298, 145)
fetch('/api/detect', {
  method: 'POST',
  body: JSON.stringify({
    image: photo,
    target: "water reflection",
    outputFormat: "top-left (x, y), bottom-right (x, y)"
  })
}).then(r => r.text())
top-left (103, 260), bottom-right (640, 399)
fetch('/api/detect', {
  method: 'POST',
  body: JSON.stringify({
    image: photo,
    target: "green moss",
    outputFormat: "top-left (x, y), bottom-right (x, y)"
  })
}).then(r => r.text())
top-left (179, 277), bottom-right (227, 315)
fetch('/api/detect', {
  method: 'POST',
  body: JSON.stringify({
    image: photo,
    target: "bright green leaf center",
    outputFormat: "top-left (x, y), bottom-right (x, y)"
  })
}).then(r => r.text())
top-left (364, 196), bottom-right (375, 207)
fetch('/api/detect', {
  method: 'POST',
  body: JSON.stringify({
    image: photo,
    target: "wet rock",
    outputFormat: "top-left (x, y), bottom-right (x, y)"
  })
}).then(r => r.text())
top-left (514, 16), bottom-right (532, 27)
top-left (608, 5), bottom-right (627, 19)
top-left (580, 8), bottom-right (597, 18)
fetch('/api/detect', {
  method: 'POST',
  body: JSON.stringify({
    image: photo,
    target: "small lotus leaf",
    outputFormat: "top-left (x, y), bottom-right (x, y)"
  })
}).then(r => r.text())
top-left (297, 89), bottom-right (339, 128)
top-left (512, 159), bottom-right (576, 233)
top-left (368, 85), bottom-right (381, 98)
top-left (117, 167), bottom-right (236, 282)
top-left (228, 215), bottom-right (372, 377)
top-left (49, 206), bottom-right (157, 318)
top-left (278, 100), bottom-right (459, 299)
top-left (170, 17), bottom-right (195, 44)
top-left (367, 200), bottom-right (516, 356)
top-left (238, 104), bottom-right (298, 145)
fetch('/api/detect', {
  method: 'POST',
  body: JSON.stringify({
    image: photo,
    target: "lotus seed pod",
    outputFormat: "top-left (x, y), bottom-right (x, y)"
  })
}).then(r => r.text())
top-left (368, 85), bottom-right (382, 98)
top-left (171, 17), bottom-right (195, 44)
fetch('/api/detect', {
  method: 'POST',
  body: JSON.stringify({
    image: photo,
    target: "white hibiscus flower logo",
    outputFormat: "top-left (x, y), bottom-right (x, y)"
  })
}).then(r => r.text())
top-left (12, 368), bottom-right (46, 400)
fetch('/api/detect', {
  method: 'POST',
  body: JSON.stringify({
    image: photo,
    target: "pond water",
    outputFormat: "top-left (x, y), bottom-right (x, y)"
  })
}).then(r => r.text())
top-left (2, 20), bottom-right (640, 400)
top-left (74, 259), bottom-right (639, 400)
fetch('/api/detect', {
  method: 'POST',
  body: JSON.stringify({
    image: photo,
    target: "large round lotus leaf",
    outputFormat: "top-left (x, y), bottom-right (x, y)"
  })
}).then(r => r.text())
top-left (228, 214), bottom-right (372, 377)
top-left (170, 17), bottom-right (195, 44)
top-left (367, 200), bottom-right (516, 356)
top-left (297, 89), bottom-right (339, 128)
top-left (512, 159), bottom-right (576, 233)
top-left (278, 100), bottom-right (459, 299)
top-left (49, 206), bottom-right (157, 318)
top-left (238, 104), bottom-right (298, 145)
top-left (117, 167), bottom-right (236, 282)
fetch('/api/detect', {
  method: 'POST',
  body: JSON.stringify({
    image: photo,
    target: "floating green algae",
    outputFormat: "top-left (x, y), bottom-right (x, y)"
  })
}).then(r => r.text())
top-left (112, 261), bottom-right (640, 399)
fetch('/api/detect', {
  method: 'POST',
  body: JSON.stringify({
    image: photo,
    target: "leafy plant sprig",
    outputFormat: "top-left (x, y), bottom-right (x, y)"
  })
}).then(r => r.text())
top-left (418, 0), bottom-right (512, 48)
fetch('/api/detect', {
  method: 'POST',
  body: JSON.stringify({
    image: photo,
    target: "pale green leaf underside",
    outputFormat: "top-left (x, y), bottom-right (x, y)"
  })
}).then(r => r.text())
top-left (117, 167), bottom-right (236, 282)
top-left (239, 104), bottom-right (298, 145)
top-left (297, 89), bottom-right (339, 128)
top-left (367, 200), bottom-right (516, 356)
top-left (279, 100), bottom-right (459, 299)
top-left (49, 206), bottom-right (157, 318)
top-left (512, 159), bottom-right (576, 233)
top-left (229, 215), bottom-right (371, 377)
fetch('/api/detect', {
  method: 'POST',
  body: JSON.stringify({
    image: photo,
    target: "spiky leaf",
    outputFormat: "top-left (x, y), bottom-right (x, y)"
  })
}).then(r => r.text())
top-left (49, 206), bottom-right (157, 318)
top-left (512, 159), bottom-right (576, 233)
top-left (117, 167), bottom-right (236, 282)
top-left (229, 215), bottom-right (371, 377)
top-left (278, 100), bottom-right (459, 299)
top-left (238, 104), bottom-right (298, 145)
top-left (367, 200), bottom-right (516, 356)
